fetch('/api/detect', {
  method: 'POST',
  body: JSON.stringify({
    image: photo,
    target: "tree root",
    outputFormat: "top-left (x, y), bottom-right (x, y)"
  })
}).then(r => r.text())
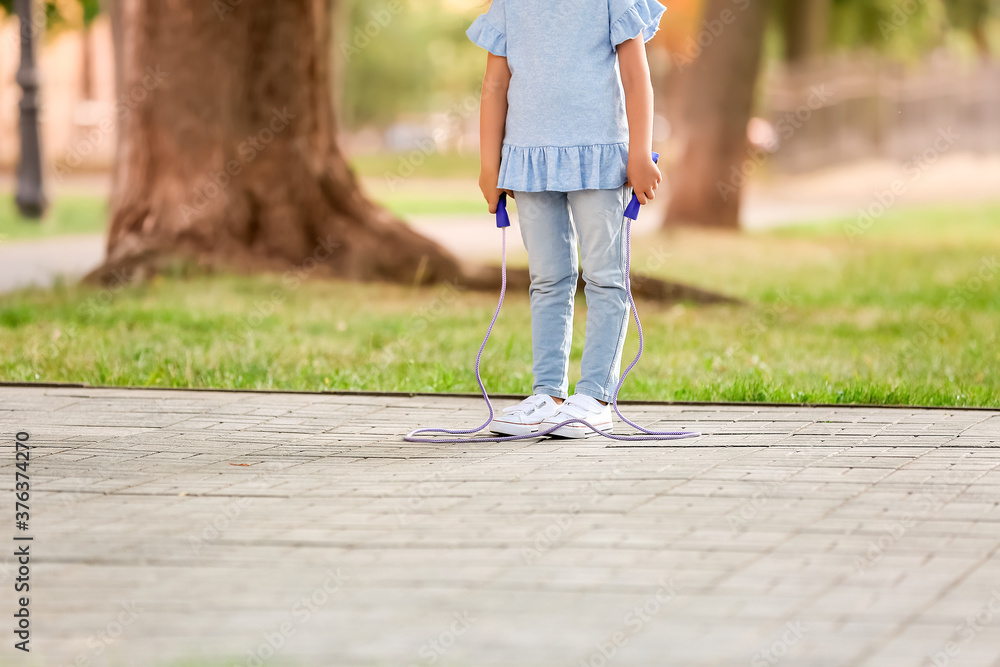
top-left (458, 263), bottom-right (740, 305)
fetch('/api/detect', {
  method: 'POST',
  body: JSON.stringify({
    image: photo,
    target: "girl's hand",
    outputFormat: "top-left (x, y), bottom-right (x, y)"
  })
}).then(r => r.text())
top-left (479, 169), bottom-right (512, 214)
top-left (619, 36), bottom-right (658, 205)
top-left (627, 154), bottom-right (661, 205)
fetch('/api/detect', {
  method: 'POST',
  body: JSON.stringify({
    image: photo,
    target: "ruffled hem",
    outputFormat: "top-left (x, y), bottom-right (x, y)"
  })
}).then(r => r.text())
top-left (610, 0), bottom-right (667, 46)
top-left (498, 143), bottom-right (629, 193)
top-left (466, 15), bottom-right (506, 57)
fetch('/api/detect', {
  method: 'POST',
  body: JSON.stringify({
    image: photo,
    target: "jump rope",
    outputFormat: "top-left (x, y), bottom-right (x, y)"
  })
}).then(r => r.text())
top-left (404, 153), bottom-right (701, 443)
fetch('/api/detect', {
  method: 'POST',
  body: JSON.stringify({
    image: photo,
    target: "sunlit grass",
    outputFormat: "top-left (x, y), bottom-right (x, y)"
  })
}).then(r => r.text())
top-left (1, 201), bottom-right (998, 406)
top-left (0, 159), bottom-right (486, 239)
top-left (0, 194), bottom-right (108, 241)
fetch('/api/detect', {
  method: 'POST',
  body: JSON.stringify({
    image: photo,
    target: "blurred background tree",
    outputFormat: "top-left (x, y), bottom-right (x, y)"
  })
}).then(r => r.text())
top-left (338, 0), bottom-right (481, 130)
top-left (663, 0), bottom-right (1000, 229)
top-left (74, 0), bottom-right (709, 303)
top-left (940, 0), bottom-right (999, 55)
top-left (780, 0), bottom-right (829, 63)
top-left (665, 0), bottom-right (772, 230)
top-left (2, 0), bottom-right (999, 234)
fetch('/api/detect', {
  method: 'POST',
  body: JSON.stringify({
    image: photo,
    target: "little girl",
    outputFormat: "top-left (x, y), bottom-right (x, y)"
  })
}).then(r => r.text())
top-left (469, 0), bottom-right (666, 438)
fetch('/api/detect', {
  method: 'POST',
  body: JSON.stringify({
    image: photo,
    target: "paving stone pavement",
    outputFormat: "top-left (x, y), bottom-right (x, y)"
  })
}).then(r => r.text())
top-left (1, 386), bottom-right (1000, 667)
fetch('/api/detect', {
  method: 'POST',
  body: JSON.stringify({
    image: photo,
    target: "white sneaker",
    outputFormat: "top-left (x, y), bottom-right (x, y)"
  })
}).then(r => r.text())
top-left (489, 394), bottom-right (562, 436)
top-left (541, 394), bottom-right (614, 438)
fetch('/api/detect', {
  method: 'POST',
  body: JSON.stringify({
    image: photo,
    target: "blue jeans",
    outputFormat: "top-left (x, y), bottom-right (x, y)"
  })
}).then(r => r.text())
top-left (514, 186), bottom-right (632, 403)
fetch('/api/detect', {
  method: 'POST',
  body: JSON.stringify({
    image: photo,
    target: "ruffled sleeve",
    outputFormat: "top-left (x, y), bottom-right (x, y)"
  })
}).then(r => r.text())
top-left (609, 0), bottom-right (667, 46)
top-left (467, 0), bottom-right (507, 57)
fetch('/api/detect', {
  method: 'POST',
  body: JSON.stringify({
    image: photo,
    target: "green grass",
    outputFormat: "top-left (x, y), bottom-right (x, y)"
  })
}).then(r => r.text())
top-left (0, 202), bottom-right (998, 406)
top-left (373, 193), bottom-right (486, 218)
top-left (1, 190), bottom-right (486, 238)
top-left (353, 151), bottom-right (485, 218)
top-left (0, 155), bottom-right (485, 240)
top-left (0, 194), bottom-right (109, 241)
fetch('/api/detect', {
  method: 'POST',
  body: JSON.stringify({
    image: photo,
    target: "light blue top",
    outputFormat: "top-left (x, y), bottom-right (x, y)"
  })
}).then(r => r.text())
top-left (467, 0), bottom-right (666, 193)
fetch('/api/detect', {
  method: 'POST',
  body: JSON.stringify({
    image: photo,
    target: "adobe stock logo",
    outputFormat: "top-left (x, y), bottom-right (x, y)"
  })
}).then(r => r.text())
top-left (928, 590), bottom-right (1000, 666)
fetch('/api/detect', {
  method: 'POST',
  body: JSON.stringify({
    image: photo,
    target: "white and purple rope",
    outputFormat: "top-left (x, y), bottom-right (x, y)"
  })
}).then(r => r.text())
top-left (404, 191), bottom-right (701, 443)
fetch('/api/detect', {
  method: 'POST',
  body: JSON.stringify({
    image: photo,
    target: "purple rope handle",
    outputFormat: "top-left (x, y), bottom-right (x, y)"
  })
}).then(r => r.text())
top-left (405, 183), bottom-right (702, 443)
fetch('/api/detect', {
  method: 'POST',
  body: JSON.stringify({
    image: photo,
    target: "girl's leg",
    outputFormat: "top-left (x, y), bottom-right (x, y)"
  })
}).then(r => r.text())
top-left (515, 190), bottom-right (577, 400)
top-left (566, 186), bottom-right (631, 403)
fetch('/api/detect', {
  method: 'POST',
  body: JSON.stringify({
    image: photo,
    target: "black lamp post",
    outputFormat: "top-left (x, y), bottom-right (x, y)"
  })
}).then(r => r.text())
top-left (15, 0), bottom-right (47, 219)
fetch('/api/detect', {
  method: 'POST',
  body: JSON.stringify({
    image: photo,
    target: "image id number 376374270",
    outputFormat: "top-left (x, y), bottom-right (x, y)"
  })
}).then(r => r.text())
top-left (14, 431), bottom-right (32, 652)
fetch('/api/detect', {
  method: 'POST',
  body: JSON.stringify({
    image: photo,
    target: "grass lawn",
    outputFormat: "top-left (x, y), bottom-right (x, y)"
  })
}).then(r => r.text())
top-left (0, 194), bottom-right (108, 241)
top-left (358, 177), bottom-right (486, 219)
top-left (0, 202), bottom-right (997, 407)
top-left (350, 151), bottom-right (481, 180)
top-left (0, 153), bottom-right (485, 240)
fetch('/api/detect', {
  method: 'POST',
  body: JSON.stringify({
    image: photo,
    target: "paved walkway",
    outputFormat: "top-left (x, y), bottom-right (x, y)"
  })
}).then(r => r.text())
top-left (0, 234), bottom-right (105, 293)
top-left (2, 385), bottom-right (1000, 666)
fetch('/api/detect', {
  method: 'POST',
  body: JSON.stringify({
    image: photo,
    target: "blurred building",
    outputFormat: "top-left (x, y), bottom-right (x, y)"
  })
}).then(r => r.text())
top-left (0, 17), bottom-right (117, 174)
top-left (762, 54), bottom-right (1000, 173)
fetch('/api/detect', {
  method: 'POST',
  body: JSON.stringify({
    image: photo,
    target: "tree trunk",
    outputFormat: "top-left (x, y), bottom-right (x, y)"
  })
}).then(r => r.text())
top-left (664, 0), bottom-right (770, 230)
top-left (781, 0), bottom-right (829, 65)
top-left (80, 22), bottom-right (94, 100)
top-left (970, 20), bottom-right (990, 59)
top-left (89, 0), bottom-right (732, 305)
top-left (91, 0), bottom-right (473, 288)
